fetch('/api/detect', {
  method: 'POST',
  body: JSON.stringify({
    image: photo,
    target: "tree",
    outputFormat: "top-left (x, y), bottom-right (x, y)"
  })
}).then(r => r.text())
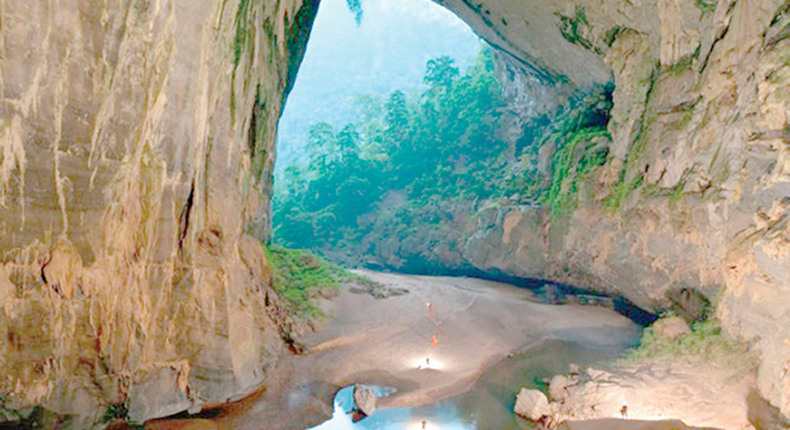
top-left (273, 46), bottom-right (517, 264)
top-left (424, 56), bottom-right (459, 91)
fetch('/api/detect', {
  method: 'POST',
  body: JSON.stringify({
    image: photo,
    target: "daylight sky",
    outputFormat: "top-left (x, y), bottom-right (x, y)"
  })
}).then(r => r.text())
top-left (275, 0), bottom-right (481, 168)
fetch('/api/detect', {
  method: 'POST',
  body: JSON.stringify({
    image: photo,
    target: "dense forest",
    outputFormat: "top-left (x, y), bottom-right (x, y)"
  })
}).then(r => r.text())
top-left (273, 45), bottom-right (613, 270)
top-left (276, 0), bottom-right (480, 168)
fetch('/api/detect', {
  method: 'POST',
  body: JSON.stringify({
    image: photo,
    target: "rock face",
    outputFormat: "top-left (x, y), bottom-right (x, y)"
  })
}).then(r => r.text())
top-left (549, 374), bottom-right (577, 402)
top-left (436, 0), bottom-right (790, 418)
top-left (514, 388), bottom-right (552, 421)
top-left (0, 0), bottom-right (319, 425)
top-left (353, 384), bottom-right (376, 417)
top-left (3, 0), bottom-right (790, 425)
top-left (652, 316), bottom-right (692, 341)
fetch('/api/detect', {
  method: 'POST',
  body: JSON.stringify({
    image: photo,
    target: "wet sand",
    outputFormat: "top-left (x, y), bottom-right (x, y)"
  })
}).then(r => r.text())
top-left (147, 271), bottom-right (639, 430)
top-left (143, 271), bottom-right (779, 430)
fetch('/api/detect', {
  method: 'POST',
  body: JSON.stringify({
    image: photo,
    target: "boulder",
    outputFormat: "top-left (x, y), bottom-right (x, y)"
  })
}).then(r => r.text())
top-left (666, 288), bottom-right (711, 322)
top-left (353, 384), bottom-right (376, 417)
top-left (514, 388), bottom-right (551, 421)
top-left (652, 316), bottom-right (691, 341)
top-left (549, 374), bottom-right (577, 402)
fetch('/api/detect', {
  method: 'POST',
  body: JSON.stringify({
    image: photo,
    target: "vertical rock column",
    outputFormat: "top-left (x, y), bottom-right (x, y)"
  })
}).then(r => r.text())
top-left (0, 0), bottom-right (319, 425)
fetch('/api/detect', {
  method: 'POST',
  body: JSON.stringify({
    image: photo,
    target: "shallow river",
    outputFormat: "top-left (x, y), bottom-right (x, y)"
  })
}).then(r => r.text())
top-left (146, 272), bottom-right (642, 430)
top-left (310, 337), bottom-right (638, 429)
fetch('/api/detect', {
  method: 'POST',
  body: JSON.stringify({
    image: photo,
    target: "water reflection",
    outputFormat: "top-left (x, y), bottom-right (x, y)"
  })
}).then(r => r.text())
top-left (310, 337), bottom-right (637, 430)
top-left (309, 385), bottom-right (475, 430)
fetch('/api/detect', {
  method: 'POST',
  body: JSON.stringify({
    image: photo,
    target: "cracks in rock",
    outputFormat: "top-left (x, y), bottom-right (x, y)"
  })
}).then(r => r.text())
top-left (177, 181), bottom-right (195, 257)
top-left (53, 49), bottom-right (72, 235)
top-left (699, 18), bottom-right (731, 76)
top-left (763, 3), bottom-right (790, 49)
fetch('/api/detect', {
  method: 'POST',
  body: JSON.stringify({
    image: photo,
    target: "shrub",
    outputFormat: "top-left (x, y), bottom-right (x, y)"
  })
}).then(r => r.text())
top-left (620, 317), bottom-right (755, 368)
top-left (265, 245), bottom-right (373, 321)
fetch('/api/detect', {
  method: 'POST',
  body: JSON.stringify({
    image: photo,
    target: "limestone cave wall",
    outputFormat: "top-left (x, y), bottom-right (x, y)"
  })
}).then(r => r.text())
top-left (0, 0), bottom-right (318, 425)
top-left (440, 0), bottom-right (790, 417)
top-left (1, 0), bottom-right (790, 425)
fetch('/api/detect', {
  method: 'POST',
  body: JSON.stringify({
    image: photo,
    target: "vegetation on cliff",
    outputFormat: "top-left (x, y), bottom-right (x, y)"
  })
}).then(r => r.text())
top-left (621, 317), bottom-right (755, 369)
top-left (273, 44), bottom-right (617, 267)
top-left (265, 245), bottom-right (378, 321)
top-left (537, 92), bottom-right (612, 217)
top-left (273, 46), bottom-right (517, 262)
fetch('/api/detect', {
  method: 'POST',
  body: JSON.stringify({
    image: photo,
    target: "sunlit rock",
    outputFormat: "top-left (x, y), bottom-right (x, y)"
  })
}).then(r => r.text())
top-left (514, 388), bottom-right (552, 421)
top-left (549, 374), bottom-right (577, 402)
top-left (3, 0), bottom-right (790, 424)
top-left (353, 384), bottom-right (376, 416)
top-left (652, 316), bottom-right (691, 341)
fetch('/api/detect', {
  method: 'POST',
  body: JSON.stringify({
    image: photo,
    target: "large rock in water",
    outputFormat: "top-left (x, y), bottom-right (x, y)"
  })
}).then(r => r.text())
top-left (514, 388), bottom-right (551, 421)
top-left (0, 0), bottom-right (319, 425)
top-left (353, 384), bottom-right (376, 416)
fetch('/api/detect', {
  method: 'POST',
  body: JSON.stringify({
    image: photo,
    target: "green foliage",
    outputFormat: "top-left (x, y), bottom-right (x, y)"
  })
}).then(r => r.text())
top-left (668, 180), bottom-right (686, 206)
top-left (102, 403), bottom-right (129, 424)
top-left (603, 172), bottom-right (643, 212)
top-left (265, 245), bottom-right (370, 320)
top-left (555, 6), bottom-right (600, 54)
top-left (602, 67), bottom-right (657, 213)
top-left (604, 25), bottom-right (630, 47)
top-left (665, 46), bottom-right (700, 76)
top-left (526, 90), bottom-right (612, 218)
top-left (621, 318), bottom-right (754, 367)
top-left (543, 127), bottom-right (610, 217)
top-left (234, 0), bottom-right (252, 69)
top-left (694, 0), bottom-right (717, 15)
top-left (273, 45), bottom-right (514, 257)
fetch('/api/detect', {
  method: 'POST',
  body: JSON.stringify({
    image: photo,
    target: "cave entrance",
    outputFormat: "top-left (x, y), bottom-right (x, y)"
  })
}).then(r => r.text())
top-left (272, 0), bottom-right (497, 267)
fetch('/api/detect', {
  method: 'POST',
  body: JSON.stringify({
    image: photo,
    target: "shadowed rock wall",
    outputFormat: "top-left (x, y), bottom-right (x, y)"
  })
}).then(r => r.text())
top-left (0, 0), bottom-right (318, 425)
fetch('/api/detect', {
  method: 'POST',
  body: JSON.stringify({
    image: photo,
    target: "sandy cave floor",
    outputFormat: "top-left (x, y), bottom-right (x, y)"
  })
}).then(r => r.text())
top-left (142, 271), bottom-right (774, 430)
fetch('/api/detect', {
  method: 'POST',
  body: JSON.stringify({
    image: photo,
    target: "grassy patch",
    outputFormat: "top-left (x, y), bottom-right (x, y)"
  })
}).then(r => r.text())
top-left (543, 127), bottom-right (610, 217)
top-left (233, 0), bottom-right (251, 69)
top-left (666, 47), bottom-right (700, 76)
top-left (668, 179), bottom-right (686, 206)
top-left (265, 245), bottom-right (371, 321)
top-left (621, 318), bottom-right (754, 367)
top-left (603, 172), bottom-right (643, 212)
top-left (602, 79), bottom-right (657, 214)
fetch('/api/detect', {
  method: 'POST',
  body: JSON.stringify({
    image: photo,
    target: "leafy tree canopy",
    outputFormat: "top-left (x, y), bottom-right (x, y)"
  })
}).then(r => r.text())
top-left (273, 46), bottom-right (515, 254)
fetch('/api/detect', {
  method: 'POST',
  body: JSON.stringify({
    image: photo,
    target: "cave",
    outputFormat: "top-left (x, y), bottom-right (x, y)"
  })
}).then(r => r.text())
top-left (0, 0), bottom-right (789, 428)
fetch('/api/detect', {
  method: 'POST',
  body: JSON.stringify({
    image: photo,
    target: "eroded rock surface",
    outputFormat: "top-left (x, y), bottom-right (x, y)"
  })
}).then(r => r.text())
top-left (2, 0), bottom-right (790, 425)
top-left (0, 0), bottom-right (318, 425)
top-left (514, 388), bottom-right (552, 422)
top-left (441, 0), bottom-right (790, 417)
